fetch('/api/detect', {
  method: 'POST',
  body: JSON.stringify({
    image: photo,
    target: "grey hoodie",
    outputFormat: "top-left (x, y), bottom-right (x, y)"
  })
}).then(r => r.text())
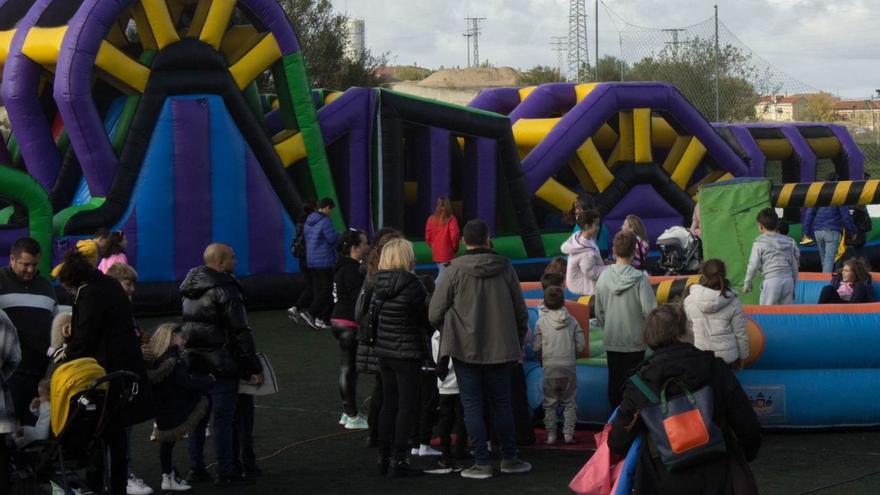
top-left (744, 232), bottom-right (799, 291)
top-left (429, 249), bottom-right (529, 365)
top-left (594, 264), bottom-right (657, 353)
top-left (533, 307), bottom-right (586, 369)
top-left (683, 284), bottom-right (749, 364)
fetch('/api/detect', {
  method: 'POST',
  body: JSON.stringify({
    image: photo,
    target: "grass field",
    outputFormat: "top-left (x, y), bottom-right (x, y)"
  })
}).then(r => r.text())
top-left (124, 310), bottom-right (880, 495)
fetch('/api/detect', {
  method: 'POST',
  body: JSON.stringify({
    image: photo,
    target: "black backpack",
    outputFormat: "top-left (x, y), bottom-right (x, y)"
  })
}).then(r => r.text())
top-left (848, 207), bottom-right (872, 247)
top-left (291, 228), bottom-right (307, 259)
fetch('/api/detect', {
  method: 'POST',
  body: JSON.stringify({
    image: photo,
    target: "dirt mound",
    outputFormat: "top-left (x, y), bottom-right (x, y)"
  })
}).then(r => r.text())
top-left (419, 66), bottom-right (521, 89)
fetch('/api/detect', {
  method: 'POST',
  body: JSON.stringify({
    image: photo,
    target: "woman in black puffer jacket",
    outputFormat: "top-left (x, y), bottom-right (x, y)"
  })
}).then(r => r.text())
top-left (371, 238), bottom-right (431, 478)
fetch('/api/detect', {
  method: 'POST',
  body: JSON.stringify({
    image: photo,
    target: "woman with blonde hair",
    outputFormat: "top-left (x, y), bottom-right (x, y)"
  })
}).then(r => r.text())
top-left (148, 324), bottom-right (214, 491)
top-left (425, 197), bottom-right (460, 278)
top-left (371, 238), bottom-right (432, 477)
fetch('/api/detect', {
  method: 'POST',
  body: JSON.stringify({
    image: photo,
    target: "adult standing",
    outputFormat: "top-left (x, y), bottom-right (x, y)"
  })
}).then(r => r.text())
top-left (58, 251), bottom-right (153, 495)
top-left (0, 309), bottom-right (20, 493)
top-left (803, 173), bottom-right (857, 272)
top-left (429, 219), bottom-right (532, 480)
top-left (302, 198), bottom-right (340, 329)
top-left (371, 239), bottom-right (431, 478)
top-left (288, 201), bottom-right (316, 323)
top-left (180, 244), bottom-right (262, 486)
top-left (0, 237), bottom-right (57, 426)
top-left (424, 197), bottom-right (460, 279)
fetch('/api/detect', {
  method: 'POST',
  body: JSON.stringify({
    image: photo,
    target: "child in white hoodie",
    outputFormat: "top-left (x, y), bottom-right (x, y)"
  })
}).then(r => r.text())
top-left (15, 378), bottom-right (51, 448)
top-left (534, 287), bottom-right (586, 444)
top-left (684, 259), bottom-right (749, 368)
top-left (424, 330), bottom-right (468, 474)
top-left (561, 209), bottom-right (606, 297)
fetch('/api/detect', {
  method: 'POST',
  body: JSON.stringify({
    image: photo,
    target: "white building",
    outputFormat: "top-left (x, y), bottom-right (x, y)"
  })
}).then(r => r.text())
top-left (345, 18), bottom-right (365, 60)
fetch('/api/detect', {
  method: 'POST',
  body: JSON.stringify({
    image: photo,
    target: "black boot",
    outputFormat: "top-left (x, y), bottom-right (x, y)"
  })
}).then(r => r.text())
top-left (388, 458), bottom-right (424, 479)
top-left (378, 442), bottom-right (391, 475)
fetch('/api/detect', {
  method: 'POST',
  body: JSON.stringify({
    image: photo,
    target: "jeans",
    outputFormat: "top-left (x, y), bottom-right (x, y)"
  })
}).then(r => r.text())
top-left (378, 358), bottom-right (421, 460)
top-left (233, 394), bottom-right (256, 467)
top-left (815, 229), bottom-right (841, 273)
top-left (331, 322), bottom-right (359, 416)
top-left (606, 351), bottom-right (645, 410)
top-left (308, 268), bottom-right (335, 321)
top-left (454, 360), bottom-right (518, 464)
top-left (189, 379), bottom-right (237, 476)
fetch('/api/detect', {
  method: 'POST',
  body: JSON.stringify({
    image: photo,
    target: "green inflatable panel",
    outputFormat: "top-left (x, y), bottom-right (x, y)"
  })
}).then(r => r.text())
top-left (699, 178), bottom-right (772, 305)
top-left (0, 165), bottom-right (53, 276)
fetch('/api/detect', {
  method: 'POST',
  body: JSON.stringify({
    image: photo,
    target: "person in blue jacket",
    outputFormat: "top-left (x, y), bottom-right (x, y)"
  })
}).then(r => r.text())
top-left (301, 198), bottom-right (341, 329)
top-left (803, 173), bottom-right (857, 273)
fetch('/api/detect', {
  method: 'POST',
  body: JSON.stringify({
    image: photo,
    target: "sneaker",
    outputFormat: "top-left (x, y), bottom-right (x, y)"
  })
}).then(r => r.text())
top-left (424, 457), bottom-right (462, 475)
top-left (161, 471), bottom-right (191, 492)
top-left (564, 434), bottom-right (576, 445)
top-left (315, 318), bottom-right (331, 329)
top-left (287, 306), bottom-right (301, 323)
top-left (300, 311), bottom-right (317, 329)
top-left (186, 468), bottom-right (211, 484)
top-left (344, 415), bottom-right (369, 430)
top-left (418, 444), bottom-right (442, 456)
top-left (410, 448), bottom-right (420, 456)
top-left (545, 432), bottom-right (557, 445)
top-left (461, 463), bottom-right (493, 479)
top-left (500, 457), bottom-right (532, 474)
top-left (388, 459), bottom-right (424, 478)
top-left (339, 413), bottom-right (348, 426)
top-left (149, 423), bottom-right (157, 442)
top-left (127, 474), bottom-right (153, 495)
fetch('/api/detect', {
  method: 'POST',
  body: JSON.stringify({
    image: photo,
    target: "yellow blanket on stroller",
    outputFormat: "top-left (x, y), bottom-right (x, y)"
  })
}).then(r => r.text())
top-left (50, 358), bottom-right (107, 435)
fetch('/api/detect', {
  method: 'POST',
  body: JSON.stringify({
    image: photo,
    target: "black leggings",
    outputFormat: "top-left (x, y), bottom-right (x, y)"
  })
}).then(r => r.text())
top-left (331, 322), bottom-right (359, 416)
top-left (606, 351), bottom-right (646, 410)
top-left (160, 442), bottom-right (175, 474)
top-left (378, 358), bottom-right (421, 460)
top-left (368, 374), bottom-right (382, 443)
top-left (412, 372), bottom-right (438, 446)
top-left (295, 266), bottom-right (313, 308)
top-left (437, 394), bottom-right (468, 458)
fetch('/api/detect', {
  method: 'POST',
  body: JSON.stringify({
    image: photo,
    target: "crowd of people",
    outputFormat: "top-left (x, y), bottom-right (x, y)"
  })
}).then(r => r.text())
top-left (0, 184), bottom-right (874, 494)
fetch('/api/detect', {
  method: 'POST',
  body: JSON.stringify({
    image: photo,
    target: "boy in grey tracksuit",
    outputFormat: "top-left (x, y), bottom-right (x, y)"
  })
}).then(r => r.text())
top-left (533, 286), bottom-right (585, 445)
top-left (743, 208), bottom-right (800, 305)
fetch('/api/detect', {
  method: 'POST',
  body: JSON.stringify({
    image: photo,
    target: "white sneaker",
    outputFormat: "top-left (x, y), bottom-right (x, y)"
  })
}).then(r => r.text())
top-left (339, 413), bottom-right (347, 425)
top-left (419, 444), bottom-right (442, 456)
top-left (149, 422), bottom-right (157, 442)
top-left (287, 306), bottom-right (301, 323)
top-left (315, 318), bottom-right (331, 329)
top-left (161, 471), bottom-right (191, 492)
top-left (127, 474), bottom-right (154, 495)
top-left (545, 433), bottom-right (557, 445)
top-left (411, 448), bottom-right (420, 456)
top-left (344, 414), bottom-right (369, 430)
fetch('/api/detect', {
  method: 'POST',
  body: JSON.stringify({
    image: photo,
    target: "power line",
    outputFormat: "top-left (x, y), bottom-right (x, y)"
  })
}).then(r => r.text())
top-left (568, 0), bottom-right (589, 83)
top-left (464, 17), bottom-right (486, 67)
top-left (551, 36), bottom-right (568, 82)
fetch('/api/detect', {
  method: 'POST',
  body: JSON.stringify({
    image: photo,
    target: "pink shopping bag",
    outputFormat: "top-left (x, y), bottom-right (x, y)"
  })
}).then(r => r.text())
top-left (569, 423), bottom-right (625, 495)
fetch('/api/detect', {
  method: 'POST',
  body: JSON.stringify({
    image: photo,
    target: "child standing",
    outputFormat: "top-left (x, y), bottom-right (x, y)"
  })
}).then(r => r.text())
top-left (148, 324), bottom-right (213, 492)
top-left (561, 210), bottom-right (606, 297)
top-left (411, 275), bottom-right (441, 458)
top-left (533, 286), bottom-right (586, 444)
top-left (424, 329), bottom-right (468, 474)
top-left (743, 208), bottom-right (800, 305)
top-left (620, 215), bottom-right (650, 271)
top-left (684, 259), bottom-right (749, 368)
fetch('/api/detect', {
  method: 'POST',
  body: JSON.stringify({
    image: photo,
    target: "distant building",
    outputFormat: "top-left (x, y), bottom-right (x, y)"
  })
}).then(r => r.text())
top-left (834, 99), bottom-right (880, 130)
top-left (754, 95), bottom-right (810, 122)
top-left (345, 18), bottom-right (365, 60)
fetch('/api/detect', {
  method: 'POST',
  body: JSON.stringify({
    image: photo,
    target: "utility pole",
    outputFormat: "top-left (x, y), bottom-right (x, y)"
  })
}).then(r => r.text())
top-left (873, 89), bottom-right (880, 147)
top-left (713, 5), bottom-right (720, 122)
top-left (465, 17), bottom-right (486, 67)
top-left (568, 0), bottom-right (589, 83)
top-left (594, 0), bottom-right (599, 82)
top-left (462, 31), bottom-right (473, 67)
top-left (551, 36), bottom-right (567, 81)
top-left (662, 28), bottom-right (686, 59)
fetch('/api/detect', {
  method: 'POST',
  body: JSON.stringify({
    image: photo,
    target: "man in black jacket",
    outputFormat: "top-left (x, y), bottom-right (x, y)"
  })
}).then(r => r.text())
top-left (0, 237), bottom-right (57, 425)
top-left (181, 243), bottom-right (262, 485)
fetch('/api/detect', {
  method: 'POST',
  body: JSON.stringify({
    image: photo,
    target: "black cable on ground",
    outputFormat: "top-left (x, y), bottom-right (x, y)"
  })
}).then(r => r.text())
top-left (797, 470), bottom-right (880, 494)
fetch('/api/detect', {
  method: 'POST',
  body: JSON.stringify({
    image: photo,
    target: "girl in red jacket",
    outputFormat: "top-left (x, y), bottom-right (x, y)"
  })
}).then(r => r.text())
top-left (425, 197), bottom-right (461, 278)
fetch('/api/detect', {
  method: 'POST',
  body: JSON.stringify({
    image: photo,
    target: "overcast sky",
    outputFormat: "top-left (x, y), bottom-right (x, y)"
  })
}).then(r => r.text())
top-left (332, 0), bottom-right (879, 99)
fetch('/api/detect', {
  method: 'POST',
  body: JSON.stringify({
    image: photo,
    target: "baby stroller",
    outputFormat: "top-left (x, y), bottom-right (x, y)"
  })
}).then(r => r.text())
top-left (657, 226), bottom-right (703, 275)
top-left (10, 358), bottom-right (140, 495)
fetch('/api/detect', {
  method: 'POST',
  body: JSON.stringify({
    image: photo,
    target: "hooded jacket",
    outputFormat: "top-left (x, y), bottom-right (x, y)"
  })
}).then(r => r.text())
top-left (180, 266), bottom-right (261, 379)
top-left (561, 233), bottom-right (606, 296)
top-left (429, 248), bottom-right (529, 365)
top-left (304, 211), bottom-right (340, 269)
top-left (608, 343), bottom-right (761, 495)
top-left (595, 264), bottom-right (657, 353)
top-left (533, 307), bottom-right (586, 369)
top-left (425, 215), bottom-right (461, 263)
top-left (743, 232), bottom-right (799, 291)
top-left (148, 346), bottom-right (212, 442)
top-left (683, 285), bottom-right (749, 364)
top-left (372, 269), bottom-right (431, 361)
top-left (803, 206), bottom-right (857, 239)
